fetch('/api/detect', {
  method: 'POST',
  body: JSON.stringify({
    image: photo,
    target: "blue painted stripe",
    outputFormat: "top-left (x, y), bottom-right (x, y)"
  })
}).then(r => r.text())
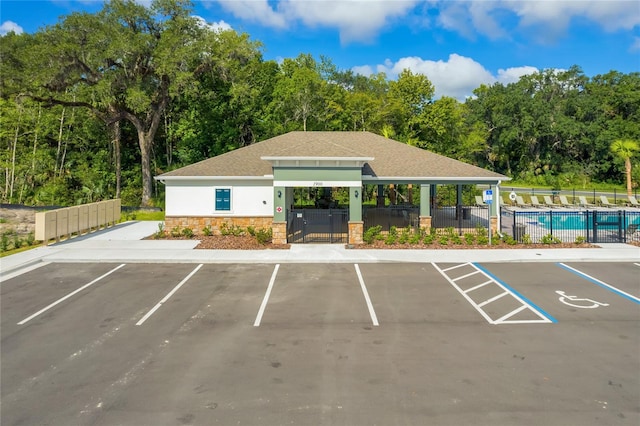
top-left (472, 263), bottom-right (558, 323)
top-left (557, 263), bottom-right (640, 305)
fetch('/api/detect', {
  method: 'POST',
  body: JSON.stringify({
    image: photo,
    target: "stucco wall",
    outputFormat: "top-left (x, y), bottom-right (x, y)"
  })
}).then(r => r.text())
top-left (164, 180), bottom-right (273, 217)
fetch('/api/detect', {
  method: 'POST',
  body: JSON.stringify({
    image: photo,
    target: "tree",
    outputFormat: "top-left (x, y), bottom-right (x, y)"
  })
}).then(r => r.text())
top-left (13, 0), bottom-right (261, 206)
top-left (610, 139), bottom-right (639, 197)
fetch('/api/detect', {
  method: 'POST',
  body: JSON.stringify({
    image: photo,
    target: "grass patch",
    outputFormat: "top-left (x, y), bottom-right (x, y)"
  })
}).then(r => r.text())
top-left (0, 244), bottom-right (39, 258)
top-left (120, 210), bottom-right (165, 221)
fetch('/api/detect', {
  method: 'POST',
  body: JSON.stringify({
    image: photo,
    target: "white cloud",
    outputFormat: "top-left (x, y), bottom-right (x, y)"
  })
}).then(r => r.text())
top-left (354, 54), bottom-right (539, 100)
top-left (216, 0), bottom-right (418, 43)
top-left (435, 0), bottom-right (640, 42)
top-left (194, 15), bottom-right (232, 32)
top-left (631, 37), bottom-right (640, 52)
top-left (0, 21), bottom-right (23, 36)
top-left (496, 66), bottom-right (539, 84)
top-left (215, 0), bottom-right (287, 29)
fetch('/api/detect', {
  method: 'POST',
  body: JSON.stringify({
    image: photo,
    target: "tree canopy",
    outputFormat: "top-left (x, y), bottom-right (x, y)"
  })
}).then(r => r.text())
top-left (1, 0), bottom-right (638, 206)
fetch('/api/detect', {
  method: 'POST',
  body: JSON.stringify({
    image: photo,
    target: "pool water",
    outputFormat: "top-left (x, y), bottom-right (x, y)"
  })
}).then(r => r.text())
top-left (517, 211), bottom-right (640, 230)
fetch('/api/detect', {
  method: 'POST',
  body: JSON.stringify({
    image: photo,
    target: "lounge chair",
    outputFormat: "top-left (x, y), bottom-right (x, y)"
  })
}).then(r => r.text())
top-left (599, 195), bottom-right (616, 207)
top-left (577, 196), bottom-right (595, 207)
top-left (543, 195), bottom-right (561, 208)
top-left (515, 195), bottom-right (529, 207)
top-left (529, 195), bottom-right (544, 208)
top-left (628, 195), bottom-right (640, 207)
top-left (475, 195), bottom-right (487, 207)
top-left (559, 195), bottom-right (573, 206)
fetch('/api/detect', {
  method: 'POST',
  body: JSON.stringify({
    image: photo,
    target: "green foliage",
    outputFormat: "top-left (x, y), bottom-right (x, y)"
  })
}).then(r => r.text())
top-left (170, 226), bottom-right (181, 238)
top-left (408, 229), bottom-right (423, 245)
top-left (438, 234), bottom-right (450, 245)
top-left (464, 233), bottom-right (476, 245)
top-left (398, 227), bottom-right (411, 244)
top-left (385, 226), bottom-right (398, 245)
top-left (501, 234), bottom-right (518, 245)
top-left (423, 233), bottom-right (436, 245)
top-left (522, 234), bottom-right (532, 245)
top-left (181, 227), bottom-right (194, 238)
top-left (220, 222), bottom-right (244, 236)
top-left (255, 228), bottom-right (272, 245)
top-left (363, 225), bottom-right (383, 244)
top-left (1, 233), bottom-right (10, 252)
top-left (540, 234), bottom-right (562, 244)
top-left (575, 235), bottom-right (587, 244)
top-left (154, 222), bottom-right (165, 239)
top-left (202, 225), bottom-right (212, 236)
top-left (476, 234), bottom-right (489, 245)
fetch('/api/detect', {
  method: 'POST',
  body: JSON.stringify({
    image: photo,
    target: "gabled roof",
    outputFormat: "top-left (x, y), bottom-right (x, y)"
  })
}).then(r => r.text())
top-left (156, 131), bottom-right (508, 182)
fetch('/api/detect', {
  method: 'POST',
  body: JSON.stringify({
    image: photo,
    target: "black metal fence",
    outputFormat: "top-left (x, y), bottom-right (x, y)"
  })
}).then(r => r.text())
top-left (287, 209), bottom-right (348, 243)
top-left (501, 209), bottom-right (640, 244)
top-left (432, 205), bottom-right (490, 234)
top-left (363, 206), bottom-right (419, 232)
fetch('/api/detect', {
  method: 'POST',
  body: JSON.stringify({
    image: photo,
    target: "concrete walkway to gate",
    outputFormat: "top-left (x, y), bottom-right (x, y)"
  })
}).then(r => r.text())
top-left (2, 220), bottom-right (639, 279)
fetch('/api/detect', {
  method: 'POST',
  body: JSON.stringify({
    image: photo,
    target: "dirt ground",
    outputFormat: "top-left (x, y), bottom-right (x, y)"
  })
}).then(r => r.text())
top-left (0, 206), bottom-right (36, 236)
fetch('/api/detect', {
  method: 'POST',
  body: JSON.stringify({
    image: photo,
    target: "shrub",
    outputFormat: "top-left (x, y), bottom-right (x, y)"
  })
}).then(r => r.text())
top-left (202, 225), bottom-right (212, 236)
top-left (220, 222), bottom-right (244, 236)
top-left (450, 233), bottom-right (462, 245)
top-left (26, 232), bottom-right (36, 246)
top-left (153, 223), bottom-right (165, 239)
top-left (522, 234), bottom-right (532, 245)
top-left (476, 234), bottom-right (489, 245)
top-left (181, 227), bottom-right (194, 238)
top-left (408, 231), bottom-right (422, 245)
top-left (423, 233), bottom-right (435, 244)
top-left (438, 234), bottom-right (449, 245)
top-left (0, 233), bottom-right (9, 252)
top-left (464, 233), bottom-right (476, 245)
top-left (13, 235), bottom-right (23, 249)
top-left (363, 225), bottom-right (382, 244)
top-left (170, 226), bottom-right (181, 238)
top-left (385, 226), bottom-right (398, 245)
top-left (574, 235), bottom-right (586, 244)
top-left (247, 226), bottom-right (256, 236)
top-left (255, 228), bottom-right (272, 245)
top-left (398, 227), bottom-right (411, 244)
top-left (501, 234), bottom-right (518, 245)
top-left (540, 233), bottom-right (562, 244)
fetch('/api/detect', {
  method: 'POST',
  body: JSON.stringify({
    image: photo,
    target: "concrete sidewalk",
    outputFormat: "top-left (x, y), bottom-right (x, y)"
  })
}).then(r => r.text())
top-left (2, 221), bottom-right (639, 279)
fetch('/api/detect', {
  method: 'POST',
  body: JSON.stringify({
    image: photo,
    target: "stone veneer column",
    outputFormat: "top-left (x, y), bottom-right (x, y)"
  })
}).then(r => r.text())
top-left (419, 215), bottom-right (432, 232)
top-left (348, 221), bottom-right (364, 245)
top-left (272, 221), bottom-right (287, 245)
top-left (490, 216), bottom-right (498, 234)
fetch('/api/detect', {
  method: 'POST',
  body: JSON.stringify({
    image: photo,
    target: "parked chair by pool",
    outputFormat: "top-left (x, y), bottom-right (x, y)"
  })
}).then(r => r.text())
top-left (628, 195), bottom-right (640, 207)
top-left (515, 195), bottom-right (529, 207)
top-left (559, 195), bottom-right (574, 207)
top-left (578, 196), bottom-right (595, 207)
top-left (475, 196), bottom-right (488, 207)
top-left (529, 195), bottom-right (544, 208)
top-left (543, 195), bottom-right (562, 208)
top-left (599, 195), bottom-right (616, 207)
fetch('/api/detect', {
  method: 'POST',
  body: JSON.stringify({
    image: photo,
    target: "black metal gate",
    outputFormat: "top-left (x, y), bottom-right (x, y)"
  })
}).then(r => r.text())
top-left (586, 210), bottom-right (626, 243)
top-left (287, 209), bottom-right (348, 243)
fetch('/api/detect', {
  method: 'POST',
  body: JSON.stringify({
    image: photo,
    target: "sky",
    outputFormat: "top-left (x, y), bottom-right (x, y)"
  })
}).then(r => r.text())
top-left (1, 0), bottom-right (639, 100)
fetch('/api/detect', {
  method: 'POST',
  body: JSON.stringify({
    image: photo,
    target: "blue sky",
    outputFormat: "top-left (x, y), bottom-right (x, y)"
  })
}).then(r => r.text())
top-left (2, 0), bottom-right (639, 99)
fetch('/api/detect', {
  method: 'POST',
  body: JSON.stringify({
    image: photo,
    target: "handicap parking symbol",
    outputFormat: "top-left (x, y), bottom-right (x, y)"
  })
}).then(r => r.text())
top-left (555, 290), bottom-right (609, 309)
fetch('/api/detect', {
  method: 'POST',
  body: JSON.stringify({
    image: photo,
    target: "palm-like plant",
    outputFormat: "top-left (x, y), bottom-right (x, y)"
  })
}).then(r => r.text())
top-left (610, 139), bottom-right (640, 197)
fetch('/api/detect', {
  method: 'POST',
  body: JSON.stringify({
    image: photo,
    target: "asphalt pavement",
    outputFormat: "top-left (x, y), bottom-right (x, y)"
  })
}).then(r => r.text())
top-left (2, 220), bottom-right (639, 280)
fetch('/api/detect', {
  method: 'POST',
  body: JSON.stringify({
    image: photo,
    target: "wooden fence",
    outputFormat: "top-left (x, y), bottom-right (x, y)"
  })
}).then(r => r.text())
top-left (35, 199), bottom-right (121, 242)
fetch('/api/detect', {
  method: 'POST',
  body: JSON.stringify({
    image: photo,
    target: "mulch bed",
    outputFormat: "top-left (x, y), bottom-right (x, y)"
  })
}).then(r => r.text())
top-left (153, 234), bottom-right (603, 250)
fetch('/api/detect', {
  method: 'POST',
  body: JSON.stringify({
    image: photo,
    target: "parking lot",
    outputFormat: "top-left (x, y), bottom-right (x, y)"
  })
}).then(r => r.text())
top-left (2, 261), bottom-right (639, 425)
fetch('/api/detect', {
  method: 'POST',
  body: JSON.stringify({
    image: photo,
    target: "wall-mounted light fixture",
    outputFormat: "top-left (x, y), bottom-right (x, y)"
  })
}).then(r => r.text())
top-left (355, 190), bottom-right (359, 199)
top-left (277, 190), bottom-right (282, 199)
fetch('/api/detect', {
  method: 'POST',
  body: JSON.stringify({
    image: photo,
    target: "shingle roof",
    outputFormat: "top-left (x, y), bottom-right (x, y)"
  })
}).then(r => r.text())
top-left (157, 131), bottom-right (507, 181)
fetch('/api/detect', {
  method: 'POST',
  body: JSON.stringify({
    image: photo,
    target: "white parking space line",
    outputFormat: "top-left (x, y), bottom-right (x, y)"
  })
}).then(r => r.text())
top-left (17, 264), bottom-right (126, 325)
top-left (558, 263), bottom-right (640, 305)
top-left (253, 264), bottom-right (280, 327)
top-left (433, 262), bottom-right (556, 325)
top-left (354, 264), bottom-right (379, 326)
top-left (136, 264), bottom-right (203, 326)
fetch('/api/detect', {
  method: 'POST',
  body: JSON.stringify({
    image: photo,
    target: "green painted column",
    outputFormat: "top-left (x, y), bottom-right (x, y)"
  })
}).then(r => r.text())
top-left (489, 185), bottom-right (497, 216)
top-left (349, 186), bottom-right (362, 221)
top-left (420, 184), bottom-right (431, 216)
top-left (273, 186), bottom-right (286, 221)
